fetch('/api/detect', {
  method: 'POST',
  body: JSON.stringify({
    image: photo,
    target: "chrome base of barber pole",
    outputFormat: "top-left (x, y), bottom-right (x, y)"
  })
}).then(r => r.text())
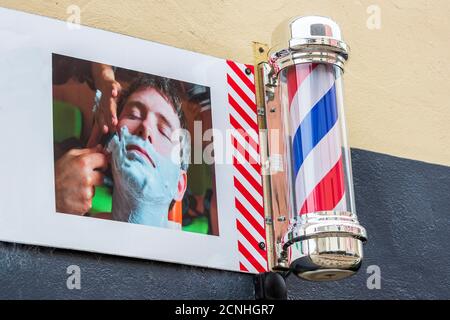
top-left (283, 211), bottom-right (366, 281)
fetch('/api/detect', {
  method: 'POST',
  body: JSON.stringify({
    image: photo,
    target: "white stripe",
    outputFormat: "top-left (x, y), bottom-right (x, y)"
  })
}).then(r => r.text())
top-left (234, 190), bottom-right (265, 227)
top-left (289, 64), bottom-right (335, 137)
top-left (236, 214), bottom-right (265, 244)
top-left (294, 122), bottom-right (342, 211)
top-left (333, 73), bottom-right (350, 214)
top-left (234, 166), bottom-right (263, 204)
top-left (227, 65), bottom-right (256, 108)
top-left (232, 131), bottom-right (260, 164)
top-left (239, 251), bottom-right (256, 273)
top-left (229, 106), bottom-right (259, 143)
top-left (237, 231), bottom-right (267, 270)
top-left (228, 86), bottom-right (257, 120)
top-left (233, 149), bottom-right (262, 185)
top-left (333, 192), bottom-right (347, 211)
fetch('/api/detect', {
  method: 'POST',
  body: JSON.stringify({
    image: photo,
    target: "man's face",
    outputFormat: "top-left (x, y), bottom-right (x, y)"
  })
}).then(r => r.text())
top-left (117, 87), bottom-right (181, 165)
top-left (114, 86), bottom-right (187, 205)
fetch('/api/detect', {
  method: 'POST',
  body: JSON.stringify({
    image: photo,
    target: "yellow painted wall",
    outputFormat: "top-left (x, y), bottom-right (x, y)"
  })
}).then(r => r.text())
top-left (1, 0), bottom-right (450, 166)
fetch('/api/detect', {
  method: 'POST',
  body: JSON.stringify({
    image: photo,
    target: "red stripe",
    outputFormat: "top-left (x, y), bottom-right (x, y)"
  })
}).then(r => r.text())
top-left (230, 115), bottom-right (259, 154)
top-left (236, 219), bottom-right (266, 259)
top-left (227, 60), bottom-right (255, 94)
top-left (325, 25), bottom-right (333, 37)
top-left (228, 94), bottom-right (259, 133)
top-left (233, 156), bottom-right (263, 197)
top-left (227, 74), bottom-right (256, 112)
top-left (239, 262), bottom-right (248, 272)
top-left (231, 134), bottom-right (261, 172)
top-left (287, 63), bottom-right (319, 108)
top-left (235, 198), bottom-right (265, 239)
top-left (245, 64), bottom-right (255, 76)
top-left (234, 177), bottom-right (264, 216)
top-left (299, 156), bottom-right (345, 215)
top-left (238, 241), bottom-right (266, 272)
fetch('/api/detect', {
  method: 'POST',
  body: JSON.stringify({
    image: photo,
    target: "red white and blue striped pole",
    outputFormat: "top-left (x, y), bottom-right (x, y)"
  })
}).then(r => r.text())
top-left (267, 16), bottom-right (367, 281)
top-left (287, 63), bottom-right (348, 216)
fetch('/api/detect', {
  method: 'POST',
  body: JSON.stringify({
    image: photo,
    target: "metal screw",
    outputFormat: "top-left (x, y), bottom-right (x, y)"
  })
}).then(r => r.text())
top-left (259, 242), bottom-right (266, 250)
top-left (245, 68), bottom-right (252, 75)
top-left (270, 107), bottom-right (276, 113)
top-left (277, 216), bottom-right (286, 222)
top-left (259, 47), bottom-right (265, 53)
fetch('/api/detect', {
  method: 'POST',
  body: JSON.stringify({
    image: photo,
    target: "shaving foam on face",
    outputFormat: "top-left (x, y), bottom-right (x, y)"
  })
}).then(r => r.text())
top-left (107, 126), bottom-right (181, 227)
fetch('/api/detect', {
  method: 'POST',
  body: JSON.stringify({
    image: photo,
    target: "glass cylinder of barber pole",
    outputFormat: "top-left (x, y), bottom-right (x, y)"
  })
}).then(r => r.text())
top-left (269, 16), bottom-right (367, 281)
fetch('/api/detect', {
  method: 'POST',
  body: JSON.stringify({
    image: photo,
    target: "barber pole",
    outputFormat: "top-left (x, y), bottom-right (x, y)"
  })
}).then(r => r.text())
top-left (260, 15), bottom-right (367, 281)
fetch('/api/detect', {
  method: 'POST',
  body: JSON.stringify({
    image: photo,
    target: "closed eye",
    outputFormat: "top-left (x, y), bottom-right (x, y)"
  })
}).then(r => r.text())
top-left (159, 124), bottom-right (172, 140)
top-left (157, 114), bottom-right (174, 140)
top-left (126, 107), bottom-right (142, 120)
top-left (127, 114), bottom-right (141, 120)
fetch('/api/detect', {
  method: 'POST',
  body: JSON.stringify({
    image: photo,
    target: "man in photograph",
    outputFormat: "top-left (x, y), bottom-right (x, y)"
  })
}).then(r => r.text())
top-left (52, 56), bottom-right (193, 229)
top-left (105, 75), bottom-right (190, 227)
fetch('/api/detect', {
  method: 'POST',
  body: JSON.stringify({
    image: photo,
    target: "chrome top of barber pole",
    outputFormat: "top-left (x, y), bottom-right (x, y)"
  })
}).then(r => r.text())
top-left (265, 16), bottom-right (367, 281)
top-left (269, 16), bottom-right (349, 73)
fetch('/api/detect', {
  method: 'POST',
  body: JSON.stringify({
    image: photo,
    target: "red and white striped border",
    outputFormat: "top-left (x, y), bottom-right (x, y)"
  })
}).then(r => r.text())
top-left (226, 60), bottom-right (268, 273)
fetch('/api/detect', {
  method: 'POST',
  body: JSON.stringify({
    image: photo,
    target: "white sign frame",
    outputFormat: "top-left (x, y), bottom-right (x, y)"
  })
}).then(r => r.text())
top-left (0, 7), bottom-right (264, 273)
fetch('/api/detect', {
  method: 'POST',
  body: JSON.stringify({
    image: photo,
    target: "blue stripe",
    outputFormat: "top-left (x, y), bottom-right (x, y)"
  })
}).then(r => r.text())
top-left (292, 84), bottom-right (338, 176)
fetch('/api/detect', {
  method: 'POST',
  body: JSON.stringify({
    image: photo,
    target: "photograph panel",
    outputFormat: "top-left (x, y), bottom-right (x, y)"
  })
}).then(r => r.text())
top-left (52, 53), bottom-right (219, 236)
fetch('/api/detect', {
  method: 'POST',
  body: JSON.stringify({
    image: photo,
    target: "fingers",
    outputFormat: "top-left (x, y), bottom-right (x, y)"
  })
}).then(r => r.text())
top-left (68, 147), bottom-right (108, 172)
top-left (67, 146), bottom-right (98, 157)
top-left (83, 151), bottom-right (108, 171)
top-left (58, 198), bottom-right (92, 216)
top-left (90, 171), bottom-right (105, 187)
top-left (91, 81), bottom-right (122, 144)
top-left (87, 124), bottom-right (102, 148)
top-left (55, 178), bottom-right (96, 215)
top-left (109, 82), bottom-right (122, 129)
top-left (83, 185), bottom-right (95, 201)
top-left (76, 187), bottom-right (94, 214)
top-left (105, 97), bottom-right (118, 131)
top-left (70, 145), bottom-right (102, 156)
top-left (89, 108), bottom-right (109, 148)
top-left (77, 161), bottom-right (105, 213)
top-left (78, 170), bottom-right (105, 213)
top-left (97, 108), bottom-right (109, 134)
top-left (55, 146), bottom-right (109, 216)
top-left (103, 81), bottom-right (121, 133)
top-left (111, 82), bottom-right (121, 98)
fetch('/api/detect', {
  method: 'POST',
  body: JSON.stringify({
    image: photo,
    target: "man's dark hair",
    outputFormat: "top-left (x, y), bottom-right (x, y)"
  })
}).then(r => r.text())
top-left (117, 74), bottom-right (190, 171)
